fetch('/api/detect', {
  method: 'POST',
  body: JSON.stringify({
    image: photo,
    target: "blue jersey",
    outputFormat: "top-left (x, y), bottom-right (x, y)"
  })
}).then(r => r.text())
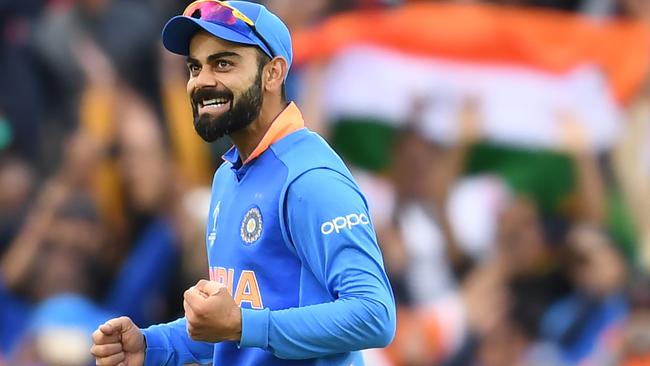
top-left (142, 103), bottom-right (396, 366)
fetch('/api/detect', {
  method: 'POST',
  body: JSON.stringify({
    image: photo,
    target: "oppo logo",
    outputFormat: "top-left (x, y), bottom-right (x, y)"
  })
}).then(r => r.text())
top-left (321, 213), bottom-right (370, 235)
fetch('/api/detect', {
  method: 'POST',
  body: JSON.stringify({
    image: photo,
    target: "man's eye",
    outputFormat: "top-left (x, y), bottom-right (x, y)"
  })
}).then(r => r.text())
top-left (188, 64), bottom-right (200, 74)
top-left (216, 60), bottom-right (231, 69)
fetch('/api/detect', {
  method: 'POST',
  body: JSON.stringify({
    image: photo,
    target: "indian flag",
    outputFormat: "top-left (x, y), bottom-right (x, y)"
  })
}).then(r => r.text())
top-left (293, 3), bottom-right (650, 253)
top-left (293, 2), bottom-right (650, 170)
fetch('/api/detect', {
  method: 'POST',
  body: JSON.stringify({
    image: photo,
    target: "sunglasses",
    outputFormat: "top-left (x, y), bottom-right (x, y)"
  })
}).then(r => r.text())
top-left (183, 0), bottom-right (274, 58)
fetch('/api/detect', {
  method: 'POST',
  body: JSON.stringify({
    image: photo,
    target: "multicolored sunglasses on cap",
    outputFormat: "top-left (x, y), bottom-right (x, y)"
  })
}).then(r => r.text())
top-left (182, 0), bottom-right (274, 57)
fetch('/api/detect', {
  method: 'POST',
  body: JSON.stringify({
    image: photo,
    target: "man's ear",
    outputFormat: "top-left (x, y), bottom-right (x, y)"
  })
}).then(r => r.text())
top-left (263, 56), bottom-right (288, 95)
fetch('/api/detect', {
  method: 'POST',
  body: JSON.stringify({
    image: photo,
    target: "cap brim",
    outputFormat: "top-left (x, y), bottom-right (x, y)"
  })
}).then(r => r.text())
top-left (162, 15), bottom-right (260, 56)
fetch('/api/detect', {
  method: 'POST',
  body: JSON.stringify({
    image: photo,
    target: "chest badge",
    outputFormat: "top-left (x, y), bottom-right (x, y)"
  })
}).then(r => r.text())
top-left (240, 207), bottom-right (263, 244)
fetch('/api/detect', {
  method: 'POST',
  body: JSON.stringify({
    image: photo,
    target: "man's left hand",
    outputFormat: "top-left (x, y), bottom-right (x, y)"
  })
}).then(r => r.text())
top-left (184, 280), bottom-right (242, 343)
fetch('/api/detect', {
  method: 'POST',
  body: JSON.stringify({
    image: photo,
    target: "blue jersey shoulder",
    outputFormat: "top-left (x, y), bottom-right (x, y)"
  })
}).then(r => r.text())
top-left (270, 128), bottom-right (358, 189)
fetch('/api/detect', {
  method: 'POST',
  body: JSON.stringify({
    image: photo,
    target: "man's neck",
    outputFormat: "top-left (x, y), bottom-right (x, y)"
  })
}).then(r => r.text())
top-left (230, 100), bottom-right (286, 163)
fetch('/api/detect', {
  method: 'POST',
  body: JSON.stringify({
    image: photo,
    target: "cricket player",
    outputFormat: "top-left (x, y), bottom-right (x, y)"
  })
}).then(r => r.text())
top-left (91, 1), bottom-right (396, 365)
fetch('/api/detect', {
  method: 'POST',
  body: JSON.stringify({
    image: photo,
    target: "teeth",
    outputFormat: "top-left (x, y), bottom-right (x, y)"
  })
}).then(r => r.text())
top-left (201, 98), bottom-right (228, 107)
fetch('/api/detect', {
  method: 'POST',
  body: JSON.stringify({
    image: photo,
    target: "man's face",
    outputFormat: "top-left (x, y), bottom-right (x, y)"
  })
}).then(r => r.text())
top-left (186, 31), bottom-right (265, 142)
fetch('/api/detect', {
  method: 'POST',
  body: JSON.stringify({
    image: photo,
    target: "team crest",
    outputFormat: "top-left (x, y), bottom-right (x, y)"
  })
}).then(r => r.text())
top-left (240, 207), bottom-right (263, 244)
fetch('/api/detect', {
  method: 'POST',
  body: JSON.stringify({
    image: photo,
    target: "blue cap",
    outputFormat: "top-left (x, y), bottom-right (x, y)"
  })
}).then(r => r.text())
top-left (162, 1), bottom-right (292, 71)
top-left (28, 294), bottom-right (115, 334)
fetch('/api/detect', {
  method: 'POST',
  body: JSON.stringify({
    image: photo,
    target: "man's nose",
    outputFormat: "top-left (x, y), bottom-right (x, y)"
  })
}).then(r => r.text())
top-left (195, 67), bottom-right (218, 89)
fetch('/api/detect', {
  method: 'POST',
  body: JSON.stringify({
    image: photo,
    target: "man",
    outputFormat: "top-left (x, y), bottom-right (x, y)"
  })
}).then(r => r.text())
top-left (90, 1), bottom-right (396, 365)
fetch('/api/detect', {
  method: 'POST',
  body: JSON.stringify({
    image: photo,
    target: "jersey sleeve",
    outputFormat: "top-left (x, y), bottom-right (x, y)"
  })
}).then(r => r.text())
top-left (238, 168), bottom-right (396, 359)
top-left (141, 317), bottom-right (214, 365)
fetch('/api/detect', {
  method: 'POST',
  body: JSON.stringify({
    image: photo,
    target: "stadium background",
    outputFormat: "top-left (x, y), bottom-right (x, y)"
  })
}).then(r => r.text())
top-left (1, 0), bottom-right (650, 365)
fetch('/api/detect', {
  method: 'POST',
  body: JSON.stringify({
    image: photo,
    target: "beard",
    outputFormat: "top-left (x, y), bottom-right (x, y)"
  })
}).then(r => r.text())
top-left (191, 71), bottom-right (264, 143)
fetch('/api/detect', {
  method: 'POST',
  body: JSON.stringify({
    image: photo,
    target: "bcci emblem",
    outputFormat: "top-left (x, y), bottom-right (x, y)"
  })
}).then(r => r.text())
top-left (240, 207), bottom-right (263, 244)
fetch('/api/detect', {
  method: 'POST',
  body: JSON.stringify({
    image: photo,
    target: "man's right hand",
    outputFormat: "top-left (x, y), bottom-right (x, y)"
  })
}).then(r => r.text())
top-left (91, 316), bottom-right (145, 366)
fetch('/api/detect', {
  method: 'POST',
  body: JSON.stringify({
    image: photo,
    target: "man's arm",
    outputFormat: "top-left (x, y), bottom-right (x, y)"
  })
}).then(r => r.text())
top-left (238, 168), bottom-right (397, 359)
top-left (141, 318), bottom-right (214, 365)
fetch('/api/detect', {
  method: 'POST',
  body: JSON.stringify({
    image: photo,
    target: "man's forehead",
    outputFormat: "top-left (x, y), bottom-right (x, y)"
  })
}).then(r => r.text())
top-left (188, 31), bottom-right (256, 59)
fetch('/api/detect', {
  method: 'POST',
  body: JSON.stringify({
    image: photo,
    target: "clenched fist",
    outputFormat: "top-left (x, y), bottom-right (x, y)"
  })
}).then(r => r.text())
top-left (91, 316), bottom-right (145, 366)
top-left (184, 279), bottom-right (242, 343)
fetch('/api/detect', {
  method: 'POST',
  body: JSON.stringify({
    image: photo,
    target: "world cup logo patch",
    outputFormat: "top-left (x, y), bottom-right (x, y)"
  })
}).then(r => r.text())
top-left (240, 207), bottom-right (263, 244)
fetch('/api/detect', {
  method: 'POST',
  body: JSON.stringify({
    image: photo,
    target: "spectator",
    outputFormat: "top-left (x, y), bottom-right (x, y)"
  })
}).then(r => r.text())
top-left (0, 156), bottom-right (34, 255)
top-left (103, 92), bottom-right (185, 326)
top-left (0, 188), bottom-right (110, 357)
top-left (541, 224), bottom-right (628, 364)
top-left (30, 0), bottom-right (160, 171)
top-left (0, 0), bottom-right (46, 162)
top-left (618, 273), bottom-right (650, 365)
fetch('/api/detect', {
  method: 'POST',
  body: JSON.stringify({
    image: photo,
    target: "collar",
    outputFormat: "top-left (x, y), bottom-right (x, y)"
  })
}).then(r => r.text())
top-left (222, 102), bottom-right (305, 165)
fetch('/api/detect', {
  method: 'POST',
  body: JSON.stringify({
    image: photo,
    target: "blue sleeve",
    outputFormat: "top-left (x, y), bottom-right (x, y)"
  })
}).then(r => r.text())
top-left (0, 275), bottom-right (30, 355)
top-left (238, 168), bottom-right (396, 359)
top-left (141, 317), bottom-right (214, 366)
top-left (104, 218), bottom-right (179, 327)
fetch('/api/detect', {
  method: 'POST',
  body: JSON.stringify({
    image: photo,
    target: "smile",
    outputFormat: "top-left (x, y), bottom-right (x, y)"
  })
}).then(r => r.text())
top-left (198, 97), bottom-right (231, 114)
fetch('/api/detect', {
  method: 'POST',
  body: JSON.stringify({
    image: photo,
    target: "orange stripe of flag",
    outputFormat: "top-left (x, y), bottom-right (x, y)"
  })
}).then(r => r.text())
top-left (293, 3), bottom-right (650, 103)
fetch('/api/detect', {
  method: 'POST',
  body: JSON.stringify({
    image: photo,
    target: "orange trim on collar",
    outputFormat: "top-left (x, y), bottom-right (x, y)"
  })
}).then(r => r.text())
top-left (243, 102), bottom-right (305, 164)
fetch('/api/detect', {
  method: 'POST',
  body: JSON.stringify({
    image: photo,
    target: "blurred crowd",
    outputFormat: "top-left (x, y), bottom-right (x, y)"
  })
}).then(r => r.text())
top-left (1, 0), bottom-right (650, 365)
